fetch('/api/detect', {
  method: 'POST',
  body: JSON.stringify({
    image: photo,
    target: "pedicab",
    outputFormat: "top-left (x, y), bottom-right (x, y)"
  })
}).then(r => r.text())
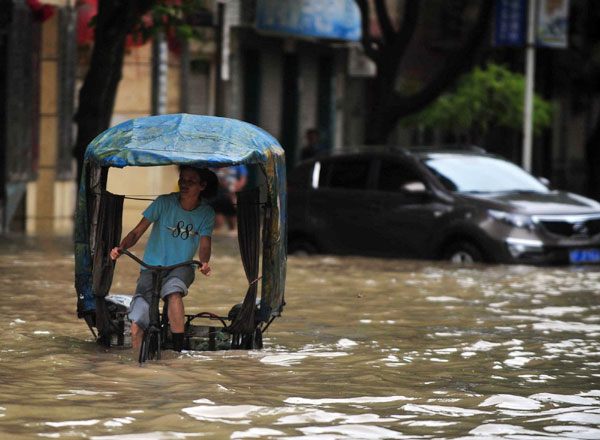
top-left (74, 114), bottom-right (286, 364)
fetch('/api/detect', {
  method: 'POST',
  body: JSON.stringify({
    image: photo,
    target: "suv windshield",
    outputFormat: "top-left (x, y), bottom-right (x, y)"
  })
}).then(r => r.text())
top-left (423, 154), bottom-right (550, 194)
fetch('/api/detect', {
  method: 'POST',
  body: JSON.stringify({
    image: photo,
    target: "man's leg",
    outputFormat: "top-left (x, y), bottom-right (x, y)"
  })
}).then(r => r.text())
top-left (167, 292), bottom-right (185, 351)
top-left (167, 292), bottom-right (185, 332)
top-left (131, 321), bottom-right (143, 351)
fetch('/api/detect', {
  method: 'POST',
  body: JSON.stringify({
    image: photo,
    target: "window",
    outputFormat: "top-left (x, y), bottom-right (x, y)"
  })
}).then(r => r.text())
top-left (324, 159), bottom-right (370, 190)
top-left (377, 161), bottom-right (422, 192)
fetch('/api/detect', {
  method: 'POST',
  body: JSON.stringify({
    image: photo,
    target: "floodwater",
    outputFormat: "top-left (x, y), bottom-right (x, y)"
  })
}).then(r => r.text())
top-left (1, 234), bottom-right (599, 440)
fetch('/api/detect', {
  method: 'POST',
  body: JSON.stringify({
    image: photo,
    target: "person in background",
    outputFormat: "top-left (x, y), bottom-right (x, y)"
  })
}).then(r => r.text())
top-left (300, 128), bottom-right (326, 160)
top-left (110, 166), bottom-right (218, 353)
top-left (212, 164), bottom-right (247, 231)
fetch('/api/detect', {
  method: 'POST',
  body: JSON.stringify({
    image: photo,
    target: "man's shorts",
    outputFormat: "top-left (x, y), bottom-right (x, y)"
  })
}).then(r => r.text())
top-left (128, 265), bottom-right (195, 329)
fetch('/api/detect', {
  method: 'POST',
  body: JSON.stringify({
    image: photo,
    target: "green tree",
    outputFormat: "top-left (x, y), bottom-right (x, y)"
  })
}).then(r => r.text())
top-left (402, 63), bottom-right (553, 144)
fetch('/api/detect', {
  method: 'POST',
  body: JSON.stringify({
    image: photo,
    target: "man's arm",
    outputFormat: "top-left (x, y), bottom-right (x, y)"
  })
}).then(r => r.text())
top-left (198, 235), bottom-right (212, 276)
top-left (110, 217), bottom-right (151, 260)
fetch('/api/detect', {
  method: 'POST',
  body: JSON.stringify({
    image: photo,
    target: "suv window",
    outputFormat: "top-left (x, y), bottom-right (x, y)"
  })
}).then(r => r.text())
top-left (288, 163), bottom-right (312, 189)
top-left (321, 158), bottom-right (370, 190)
top-left (377, 161), bottom-right (423, 192)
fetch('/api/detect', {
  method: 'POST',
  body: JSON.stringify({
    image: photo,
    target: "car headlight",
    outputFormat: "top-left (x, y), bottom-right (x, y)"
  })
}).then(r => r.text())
top-left (489, 209), bottom-right (536, 230)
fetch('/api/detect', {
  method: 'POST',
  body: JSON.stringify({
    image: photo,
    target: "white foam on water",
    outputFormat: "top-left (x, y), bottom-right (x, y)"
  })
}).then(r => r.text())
top-left (91, 432), bottom-right (205, 440)
top-left (402, 404), bottom-right (489, 417)
top-left (297, 424), bottom-right (405, 439)
top-left (535, 411), bottom-right (600, 425)
top-left (46, 419), bottom-right (100, 427)
top-left (504, 356), bottom-right (531, 368)
top-left (182, 405), bottom-right (292, 425)
top-left (426, 296), bottom-right (462, 302)
top-left (276, 410), bottom-right (396, 425)
top-left (192, 398), bottom-right (214, 405)
top-left (336, 338), bottom-right (358, 348)
top-left (479, 394), bottom-right (542, 410)
top-left (544, 425), bottom-right (600, 439)
top-left (469, 423), bottom-right (543, 436)
top-left (103, 417), bottom-right (135, 427)
top-left (285, 396), bottom-right (414, 406)
top-left (231, 428), bottom-right (285, 439)
top-left (533, 320), bottom-right (600, 333)
top-left (434, 348), bottom-right (458, 354)
top-left (400, 420), bottom-right (458, 427)
top-left (527, 306), bottom-right (588, 317)
top-left (260, 352), bottom-right (348, 367)
top-left (531, 393), bottom-right (600, 406)
top-left (581, 390), bottom-right (600, 397)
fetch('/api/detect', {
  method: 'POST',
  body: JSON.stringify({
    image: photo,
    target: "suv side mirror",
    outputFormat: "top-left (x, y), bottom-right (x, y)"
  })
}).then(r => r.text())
top-left (537, 176), bottom-right (550, 187)
top-left (401, 181), bottom-right (427, 194)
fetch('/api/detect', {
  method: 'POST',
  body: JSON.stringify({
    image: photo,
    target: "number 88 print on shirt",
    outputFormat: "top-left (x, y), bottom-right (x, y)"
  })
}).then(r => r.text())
top-left (139, 193), bottom-right (215, 269)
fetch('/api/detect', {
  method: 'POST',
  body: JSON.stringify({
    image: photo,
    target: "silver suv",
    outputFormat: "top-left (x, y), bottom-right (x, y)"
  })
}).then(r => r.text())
top-left (287, 147), bottom-right (600, 264)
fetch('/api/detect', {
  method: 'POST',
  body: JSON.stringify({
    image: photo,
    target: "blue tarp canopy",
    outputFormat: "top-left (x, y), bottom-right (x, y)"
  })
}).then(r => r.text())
top-left (75, 114), bottom-right (286, 322)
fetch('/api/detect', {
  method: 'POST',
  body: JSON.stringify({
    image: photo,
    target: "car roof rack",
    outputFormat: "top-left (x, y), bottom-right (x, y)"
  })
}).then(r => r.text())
top-left (400, 144), bottom-right (487, 154)
top-left (306, 144), bottom-right (487, 161)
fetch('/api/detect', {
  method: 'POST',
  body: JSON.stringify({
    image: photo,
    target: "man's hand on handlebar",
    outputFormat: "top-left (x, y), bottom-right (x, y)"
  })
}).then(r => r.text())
top-left (199, 262), bottom-right (211, 276)
top-left (110, 247), bottom-right (123, 260)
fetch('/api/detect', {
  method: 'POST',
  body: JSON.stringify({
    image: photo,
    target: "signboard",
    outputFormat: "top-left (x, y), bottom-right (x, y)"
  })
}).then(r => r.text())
top-left (255, 0), bottom-right (361, 41)
top-left (493, 0), bottom-right (527, 46)
top-left (494, 0), bottom-right (570, 48)
top-left (536, 0), bottom-right (569, 48)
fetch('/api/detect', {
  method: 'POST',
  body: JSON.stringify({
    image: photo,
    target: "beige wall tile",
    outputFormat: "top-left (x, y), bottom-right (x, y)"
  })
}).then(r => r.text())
top-left (35, 167), bottom-right (56, 234)
top-left (114, 63), bottom-right (152, 113)
top-left (41, 13), bottom-right (59, 59)
top-left (39, 116), bottom-right (58, 167)
top-left (40, 61), bottom-right (58, 115)
top-left (124, 43), bottom-right (152, 64)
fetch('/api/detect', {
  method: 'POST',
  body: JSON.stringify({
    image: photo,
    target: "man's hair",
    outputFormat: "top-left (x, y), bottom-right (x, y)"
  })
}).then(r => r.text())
top-left (179, 166), bottom-right (219, 199)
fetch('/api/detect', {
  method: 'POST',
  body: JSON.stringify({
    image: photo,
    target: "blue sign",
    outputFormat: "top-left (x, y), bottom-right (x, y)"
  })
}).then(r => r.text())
top-left (255, 0), bottom-right (362, 42)
top-left (494, 0), bottom-right (527, 46)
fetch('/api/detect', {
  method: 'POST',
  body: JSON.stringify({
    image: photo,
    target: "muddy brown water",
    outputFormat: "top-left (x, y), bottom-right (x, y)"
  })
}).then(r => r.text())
top-left (0, 234), bottom-right (599, 439)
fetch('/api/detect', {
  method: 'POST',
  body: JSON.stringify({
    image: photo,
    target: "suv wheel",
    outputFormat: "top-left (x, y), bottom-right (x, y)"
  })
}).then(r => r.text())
top-left (444, 241), bottom-right (483, 263)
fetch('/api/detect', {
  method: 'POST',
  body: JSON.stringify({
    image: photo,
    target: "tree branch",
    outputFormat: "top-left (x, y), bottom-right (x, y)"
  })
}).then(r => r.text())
top-left (73, 0), bottom-right (157, 184)
top-left (356, 0), bottom-right (378, 61)
top-left (386, 0), bottom-right (494, 125)
top-left (373, 0), bottom-right (394, 44)
top-left (381, 0), bottom-right (420, 82)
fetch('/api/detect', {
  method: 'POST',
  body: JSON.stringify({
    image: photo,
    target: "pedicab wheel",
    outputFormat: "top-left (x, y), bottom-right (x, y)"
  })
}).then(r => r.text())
top-left (254, 328), bottom-right (263, 349)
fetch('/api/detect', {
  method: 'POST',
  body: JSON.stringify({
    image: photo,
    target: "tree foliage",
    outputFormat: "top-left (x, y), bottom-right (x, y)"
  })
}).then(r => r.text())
top-left (403, 63), bottom-right (553, 141)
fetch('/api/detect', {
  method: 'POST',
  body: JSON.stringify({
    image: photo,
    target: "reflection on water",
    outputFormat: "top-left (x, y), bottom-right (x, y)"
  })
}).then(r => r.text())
top-left (0, 234), bottom-right (599, 439)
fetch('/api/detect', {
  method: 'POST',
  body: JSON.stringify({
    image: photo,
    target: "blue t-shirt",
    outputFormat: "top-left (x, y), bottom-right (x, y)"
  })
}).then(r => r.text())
top-left (141, 192), bottom-right (215, 269)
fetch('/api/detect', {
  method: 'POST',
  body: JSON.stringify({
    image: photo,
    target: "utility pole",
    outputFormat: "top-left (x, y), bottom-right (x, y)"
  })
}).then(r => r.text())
top-left (522, 0), bottom-right (536, 173)
top-left (152, 33), bottom-right (168, 116)
top-left (215, 1), bottom-right (225, 116)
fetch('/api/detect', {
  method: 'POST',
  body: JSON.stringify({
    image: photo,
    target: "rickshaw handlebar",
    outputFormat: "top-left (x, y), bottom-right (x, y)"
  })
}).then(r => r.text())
top-left (118, 249), bottom-right (203, 272)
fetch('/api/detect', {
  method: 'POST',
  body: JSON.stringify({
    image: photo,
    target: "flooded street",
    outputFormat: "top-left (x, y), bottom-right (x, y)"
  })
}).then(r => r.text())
top-left (1, 234), bottom-right (599, 440)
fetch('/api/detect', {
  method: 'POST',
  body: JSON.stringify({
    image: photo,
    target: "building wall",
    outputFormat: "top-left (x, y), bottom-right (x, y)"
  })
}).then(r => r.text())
top-left (25, 10), bottom-right (186, 235)
top-left (297, 52), bottom-right (319, 160)
top-left (25, 10), bottom-right (72, 235)
top-left (258, 45), bottom-right (283, 140)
